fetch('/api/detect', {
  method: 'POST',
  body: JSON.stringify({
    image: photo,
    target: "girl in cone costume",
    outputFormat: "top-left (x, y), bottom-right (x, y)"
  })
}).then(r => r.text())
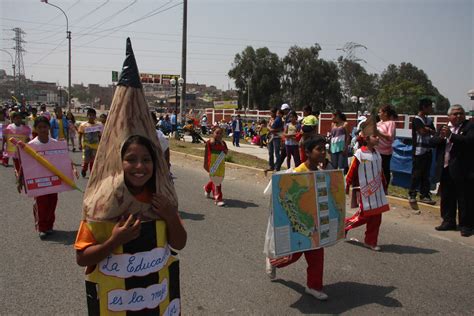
top-left (345, 120), bottom-right (390, 251)
top-left (203, 127), bottom-right (228, 206)
top-left (74, 39), bottom-right (186, 315)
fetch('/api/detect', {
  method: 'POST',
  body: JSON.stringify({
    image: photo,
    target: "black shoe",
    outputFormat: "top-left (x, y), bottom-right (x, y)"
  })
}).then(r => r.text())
top-left (460, 227), bottom-right (472, 237)
top-left (420, 197), bottom-right (436, 205)
top-left (81, 170), bottom-right (86, 178)
top-left (435, 222), bottom-right (457, 231)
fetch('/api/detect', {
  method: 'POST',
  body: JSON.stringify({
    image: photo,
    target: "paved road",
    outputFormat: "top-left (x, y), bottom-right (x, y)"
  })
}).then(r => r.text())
top-left (0, 151), bottom-right (473, 315)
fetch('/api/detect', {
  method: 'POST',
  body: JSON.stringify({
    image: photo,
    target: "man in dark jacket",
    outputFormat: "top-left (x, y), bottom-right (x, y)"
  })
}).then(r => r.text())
top-left (431, 105), bottom-right (474, 237)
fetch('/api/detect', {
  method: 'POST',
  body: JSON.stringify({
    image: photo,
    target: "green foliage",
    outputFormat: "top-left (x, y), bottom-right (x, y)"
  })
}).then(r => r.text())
top-left (282, 44), bottom-right (342, 111)
top-left (376, 62), bottom-right (450, 114)
top-left (228, 46), bottom-right (283, 109)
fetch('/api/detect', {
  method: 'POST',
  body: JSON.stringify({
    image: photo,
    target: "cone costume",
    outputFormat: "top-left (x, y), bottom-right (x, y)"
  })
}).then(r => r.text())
top-left (75, 38), bottom-right (181, 315)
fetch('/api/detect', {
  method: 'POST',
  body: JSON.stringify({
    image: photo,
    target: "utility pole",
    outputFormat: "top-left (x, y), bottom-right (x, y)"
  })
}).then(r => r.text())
top-left (12, 27), bottom-right (26, 96)
top-left (179, 0), bottom-right (187, 124)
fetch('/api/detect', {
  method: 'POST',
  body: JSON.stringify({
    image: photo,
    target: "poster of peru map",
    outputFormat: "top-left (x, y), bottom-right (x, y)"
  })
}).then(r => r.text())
top-left (271, 170), bottom-right (346, 256)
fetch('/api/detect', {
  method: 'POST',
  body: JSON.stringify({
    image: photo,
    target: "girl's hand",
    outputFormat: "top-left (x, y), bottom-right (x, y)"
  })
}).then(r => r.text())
top-left (151, 193), bottom-right (179, 222)
top-left (110, 214), bottom-right (141, 245)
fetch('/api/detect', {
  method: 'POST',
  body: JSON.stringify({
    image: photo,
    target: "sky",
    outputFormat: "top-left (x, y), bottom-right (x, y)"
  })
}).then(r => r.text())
top-left (1, 0), bottom-right (473, 107)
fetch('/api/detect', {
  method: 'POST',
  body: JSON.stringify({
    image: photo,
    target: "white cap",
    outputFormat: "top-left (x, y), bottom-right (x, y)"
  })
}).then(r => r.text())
top-left (281, 103), bottom-right (290, 110)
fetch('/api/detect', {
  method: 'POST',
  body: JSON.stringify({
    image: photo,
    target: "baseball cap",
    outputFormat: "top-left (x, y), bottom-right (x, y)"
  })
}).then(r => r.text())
top-left (281, 103), bottom-right (290, 110)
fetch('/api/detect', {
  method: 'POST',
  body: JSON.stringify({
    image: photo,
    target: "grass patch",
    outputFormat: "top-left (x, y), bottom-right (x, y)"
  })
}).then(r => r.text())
top-left (388, 184), bottom-right (440, 203)
top-left (169, 138), bottom-right (268, 170)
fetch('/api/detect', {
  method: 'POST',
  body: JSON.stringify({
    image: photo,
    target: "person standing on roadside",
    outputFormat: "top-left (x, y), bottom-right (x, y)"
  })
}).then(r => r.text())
top-left (231, 114), bottom-right (243, 147)
top-left (275, 103), bottom-right (291, 171)
top-left (408, 98), bottom-right (436, 205)
top-left (330, 110), bottom-right (350, 171)
top-left (265, 108), bottom-right (284, 174)
top-left (170, 110), bottom-right (177, 135)
top-left (376, 105), bottom-right (398, 190)
top-left (431, 105), bottom-right (474, 237)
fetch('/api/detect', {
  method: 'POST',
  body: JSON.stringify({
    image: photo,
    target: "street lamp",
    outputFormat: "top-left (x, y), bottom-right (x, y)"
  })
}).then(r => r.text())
top-left (351, 96), bottom-right (365, 116)
top-left (170, 76), bottom-right (184, 121)
top-left (57, 86), bottom-right (62, 107)
top-left (41, 0), bottom-right (71, 109)
top-left (467, 89), bottom-right (474, 117)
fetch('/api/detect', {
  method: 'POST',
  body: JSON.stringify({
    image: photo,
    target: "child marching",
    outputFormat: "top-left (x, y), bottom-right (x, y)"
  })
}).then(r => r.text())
top-left (345, 122), bottom-right (390, 251)
top-left (203, 127), bottom-right (228, 207)
top-left (78, 108), bottom-right (102, 177)
top-left (2, 111), bottom-right (31, 171)
top-left (16, 116), bottom-right (78, 239)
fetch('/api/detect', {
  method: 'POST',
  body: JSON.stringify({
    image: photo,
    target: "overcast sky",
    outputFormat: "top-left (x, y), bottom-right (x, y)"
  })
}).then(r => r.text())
top-left (1, 0), bottom-right (473, 107)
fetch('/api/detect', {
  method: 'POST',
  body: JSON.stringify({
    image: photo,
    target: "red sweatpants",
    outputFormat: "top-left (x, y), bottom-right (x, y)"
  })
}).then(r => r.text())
top-left (33, 193), bottom-right (58, 232)
top-left (204, 180), bottom-right (223, 202)
top-left (345, 210), bottom-right (382, 246)
top-left (81, 160), bottom-right (94, 173)
top-left (270, 248), bottom-right (324, 290)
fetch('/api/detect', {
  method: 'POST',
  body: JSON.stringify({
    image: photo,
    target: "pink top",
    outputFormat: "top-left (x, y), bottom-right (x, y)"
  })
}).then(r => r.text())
top-left (376, 120), bottom-right (396, 155)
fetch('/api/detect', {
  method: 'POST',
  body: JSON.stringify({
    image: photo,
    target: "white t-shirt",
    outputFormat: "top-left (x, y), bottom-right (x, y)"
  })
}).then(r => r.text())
top-left (156, 130), bottom-right (169, 151)
top-left (29, 136), bottom-right (57, 146)
top-left (201, 116), bottom-right (207, 127)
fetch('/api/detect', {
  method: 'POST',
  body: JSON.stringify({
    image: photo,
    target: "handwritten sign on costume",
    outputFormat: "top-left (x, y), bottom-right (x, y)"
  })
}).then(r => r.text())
top-left (18, 140), bottom-right (74, 197)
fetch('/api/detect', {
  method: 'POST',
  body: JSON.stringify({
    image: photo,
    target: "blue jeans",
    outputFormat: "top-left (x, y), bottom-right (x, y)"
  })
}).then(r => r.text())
top-left (331, 151), bottom-right (347, 170)
top-left (268, 138), bottom-right (281, 170)
top-left (233, 131), bottom-right (241, 146)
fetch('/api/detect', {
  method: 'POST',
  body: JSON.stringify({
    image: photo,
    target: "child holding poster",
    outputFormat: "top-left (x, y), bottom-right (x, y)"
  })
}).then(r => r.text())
top-left (78, 108), bottom-right (102, 177)
top-left (2, 112), bottom-right (31, 171)
top-left (345, 126), bottom-right (390, 251)
top-left (265, 135), bottom-right (333, 301)
top-left (203, 127), bottom-right (228, 207)
top-left (17, 116), bottom-right (78, 239)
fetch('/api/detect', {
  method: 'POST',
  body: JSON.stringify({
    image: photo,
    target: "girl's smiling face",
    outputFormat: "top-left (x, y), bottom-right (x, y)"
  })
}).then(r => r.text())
top-left (122, 143), bottom-right (154, 193)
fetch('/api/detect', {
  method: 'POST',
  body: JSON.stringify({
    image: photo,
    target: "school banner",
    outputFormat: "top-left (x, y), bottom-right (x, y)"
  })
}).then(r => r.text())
top-left (18, 140), bottom-right (74, 197)
top-left (271, 170), bottom-right (346, 256)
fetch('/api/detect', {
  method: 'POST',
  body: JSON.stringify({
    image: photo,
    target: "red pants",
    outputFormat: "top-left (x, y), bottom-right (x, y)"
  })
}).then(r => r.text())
top-left (2, 157), bottom-right (21, 172)
top-left (270, 248), bottom-right (324, 290)
top-left (345, 210), bottom-right (382, 246)
top-left (82, 160), bottom-right (94, 173)
top-left (299, 147), bottom-right (307, 163)
top-left (204, 180), bottom-right (223, 202)
top-left (33, 193), bottom-right (58, 232)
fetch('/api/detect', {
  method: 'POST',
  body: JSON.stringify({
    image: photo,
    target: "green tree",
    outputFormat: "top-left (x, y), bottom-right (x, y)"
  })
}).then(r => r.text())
top-left (282, 44), bottom-right (342, 112)
top-left (228, 46), bottom-right (283, 109)
top-left (337, 56), bottom-right (378, 111)
top-left (376, 62), bottom-right (450, 114)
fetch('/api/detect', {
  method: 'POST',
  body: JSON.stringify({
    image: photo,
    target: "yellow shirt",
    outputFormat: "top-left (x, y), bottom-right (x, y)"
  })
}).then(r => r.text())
top-left (78, 122), bottom-right (102, 149)
top-left (58, 119), bottom-right (65, 140)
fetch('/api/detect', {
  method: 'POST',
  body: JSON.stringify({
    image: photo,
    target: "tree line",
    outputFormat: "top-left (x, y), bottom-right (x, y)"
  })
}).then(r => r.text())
top-left (228, 44), bottom-right (450, 114)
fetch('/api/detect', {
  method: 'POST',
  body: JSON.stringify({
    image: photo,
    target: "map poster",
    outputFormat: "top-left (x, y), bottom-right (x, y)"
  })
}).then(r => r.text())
top-left (271, 170), bottom-right (346, 257)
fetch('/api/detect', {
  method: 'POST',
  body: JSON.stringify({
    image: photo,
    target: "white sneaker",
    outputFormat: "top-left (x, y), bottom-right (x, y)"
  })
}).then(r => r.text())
top-left (265, 258), bottom-right (276, 279)
top-left (305, 287), bottom-right (328, 300)
top-left (364, 244), bottom-right (381, 251)
top-left (204, 187), bottom-right (211, 199)
top-left (216, 201), bottom-right (225, 207)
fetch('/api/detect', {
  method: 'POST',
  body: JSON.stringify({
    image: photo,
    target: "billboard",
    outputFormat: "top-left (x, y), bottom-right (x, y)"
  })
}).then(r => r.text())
top-left (213, 100), bottom-right (238, 109)
top-left (140, 73), bottom-right (162, 84)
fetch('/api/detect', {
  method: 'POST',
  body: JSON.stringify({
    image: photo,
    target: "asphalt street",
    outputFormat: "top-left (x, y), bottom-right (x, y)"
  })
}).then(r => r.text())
top-left (0, 150), bottom-right (473, 315)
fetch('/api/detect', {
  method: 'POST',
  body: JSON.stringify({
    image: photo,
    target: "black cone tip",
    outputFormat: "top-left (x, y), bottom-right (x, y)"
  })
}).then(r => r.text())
top-left (117, 38), bottom-right (142, 88)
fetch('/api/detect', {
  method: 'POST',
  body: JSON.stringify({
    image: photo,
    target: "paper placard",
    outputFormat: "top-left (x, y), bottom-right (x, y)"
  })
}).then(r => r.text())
top-left (18, 140), bottom-right (74, 197)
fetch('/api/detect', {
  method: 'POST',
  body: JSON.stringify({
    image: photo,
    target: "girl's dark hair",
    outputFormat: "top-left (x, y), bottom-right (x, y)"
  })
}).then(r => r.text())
top-left (34, 116), bottom-right (50, 128)
top-left (121, 135), bottom-right (157, 192)
top-left (288, 110), bottom-right (298, 118)
top-left (379, 104), bottom-right (398, 119)
top-left (303, 105), bottom-right (312, 113)
top-left (303, 135), bottom-right (327, 153)
top-left (66, 111), bottom-right (76, 123)
top-left (332, 109), bottom-right (346, 121)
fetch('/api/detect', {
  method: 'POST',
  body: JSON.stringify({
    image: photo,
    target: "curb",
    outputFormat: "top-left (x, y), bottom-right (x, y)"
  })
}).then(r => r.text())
top-left (170, 149), bottom-right (441, 214)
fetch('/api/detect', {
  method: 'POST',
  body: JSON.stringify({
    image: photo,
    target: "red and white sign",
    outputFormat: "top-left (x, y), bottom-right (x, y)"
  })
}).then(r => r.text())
top-left (18, 140), bottom-right (74, 197)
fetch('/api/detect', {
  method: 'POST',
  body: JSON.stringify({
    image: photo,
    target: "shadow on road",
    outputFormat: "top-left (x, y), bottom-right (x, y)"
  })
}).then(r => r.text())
top-left (275, 279), bottom-right (402, 314)
top-left (179, 210), bottom-right (205, 221)
top-left (378, 243), bottom-right (439, 255)
top-left (224, 199), bottom-right (259, 209)
top-left (47, 230), bottom-right (78, 245)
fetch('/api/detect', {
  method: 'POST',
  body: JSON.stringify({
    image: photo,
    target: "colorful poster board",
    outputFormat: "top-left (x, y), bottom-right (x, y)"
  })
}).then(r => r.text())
top-left (271, 170), bottom-right (346, 256)
top-left (18, 140), bottom-right (74, 197)
top-left (213, 100), bottom-right (238, 109)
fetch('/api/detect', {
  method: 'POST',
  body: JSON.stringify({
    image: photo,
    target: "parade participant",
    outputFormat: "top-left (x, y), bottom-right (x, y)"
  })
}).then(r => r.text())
top-left (39, 104), bottom-right (51, 120)
top-left (50, 106), bottom-right (69, 141)
top-left (75, 38), bottom-right (186, 315)
top-left (265, 135), bottom-right (333, 300)
top-left (78, 108), bottom-right (102, 177)
top-left (17, 116), bottom-right (78, 239)
top-left (330, 109), bottom-right (350, 171)
top-left (66, 111), bottom-right (78, 152)
top-left (99, 113), bottom-right (107, 125)
top-left (26, 107), bottom-right (38, 138)
top-left (283, 110), bottom-right (301, 169)
top-left (203, 127), bottom-right (228, 207)
top-left (345, 120), bottom-right (390, 251)
top-left (2, 111), bottom-right (31, 170)
top-left (376, 105), bottom-right (397, 190)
